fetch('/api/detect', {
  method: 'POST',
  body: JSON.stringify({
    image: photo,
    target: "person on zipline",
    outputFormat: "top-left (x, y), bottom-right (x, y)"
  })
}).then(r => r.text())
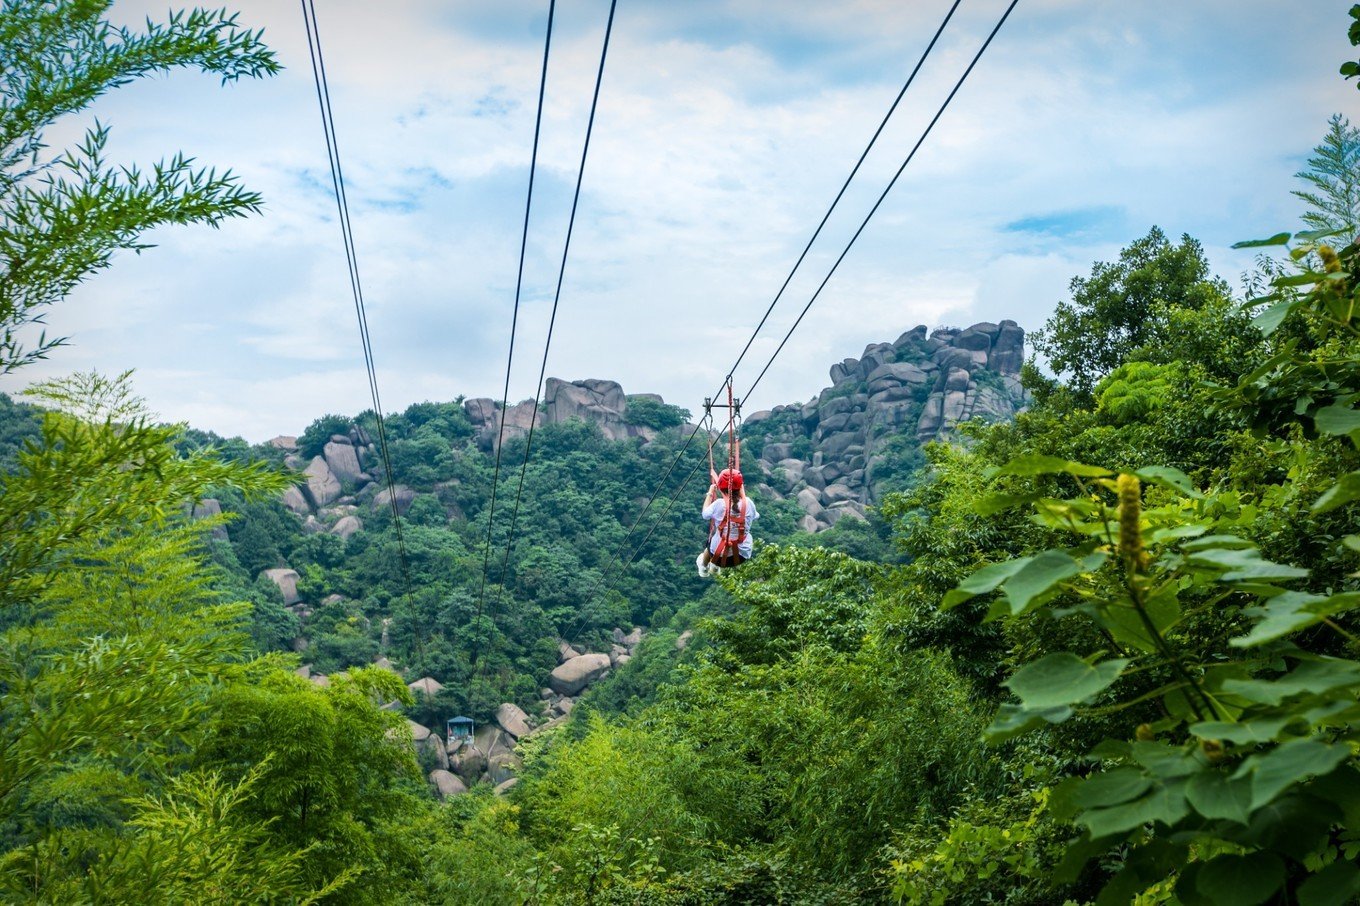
top-left (697, 467), bottom-right (758, 578)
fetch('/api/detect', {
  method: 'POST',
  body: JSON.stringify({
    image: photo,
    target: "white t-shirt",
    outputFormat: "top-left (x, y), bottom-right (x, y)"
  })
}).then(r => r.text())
top-left (703, 495), bottom-right (758, 558)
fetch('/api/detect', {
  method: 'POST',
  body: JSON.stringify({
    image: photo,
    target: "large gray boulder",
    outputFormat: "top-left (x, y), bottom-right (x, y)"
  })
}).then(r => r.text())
top-left (464, 397), bottom-right (498, 428)
top-left (557, 640), bottom-right (582, 663)
top-left (496, 703), bottom-right (533, 740)
top-left (373, 484), bottom-right (417, 517)
top-left (418, 731), bottom-right (449, 771)
top-left (261, 568), bottom-right (301, 605)
top-left (797, 487), bottom-right (825, 517)
top-left (991, 321), bottom-right (1025, 374)
top-left (452, 749), bottom-right (487, 785)
top-left (549, 653), bottom-right (611, 696)
top-left (945, 367), bottom-right (971, 393)
top-left (323, 440), bottom-right (365, 484)
top-left (487, 752), bottom-right (522, 785)
top-left (282, 485), bottom-right (311, 515)
top-left (474, 724), bottom-right (515, 759)
top-left (954, 324), bottom-right (998, 351)
top-left (190, 498), bottom-right (228, 541)
top-left (303, 456), bottom-right (342, 508)
top-left (429, 769), bottom-right (467, 799)
top-left (330, 515), bottom-right (363, 540)
top-left (408, 677), bottom-right (444, 697)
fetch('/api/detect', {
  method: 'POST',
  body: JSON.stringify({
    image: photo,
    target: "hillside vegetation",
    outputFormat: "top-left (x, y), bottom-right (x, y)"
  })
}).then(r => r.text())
top-left (5, 3), bottom-right (1360, 904)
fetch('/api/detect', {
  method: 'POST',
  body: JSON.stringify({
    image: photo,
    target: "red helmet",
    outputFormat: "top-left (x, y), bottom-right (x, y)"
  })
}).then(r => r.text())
top-left (716, 468), bottom-right (743, 491)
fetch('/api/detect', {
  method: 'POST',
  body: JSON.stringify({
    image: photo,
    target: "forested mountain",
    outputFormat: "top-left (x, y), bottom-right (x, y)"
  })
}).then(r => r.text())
top-left (96, 317), bottom-right (1026, 728)
top-left (6, 3), bottom-right (1360, 904)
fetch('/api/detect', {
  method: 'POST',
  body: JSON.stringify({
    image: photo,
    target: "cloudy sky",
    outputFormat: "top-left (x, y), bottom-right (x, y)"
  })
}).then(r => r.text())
top-left (5, 0), bottom-right (1357, 441)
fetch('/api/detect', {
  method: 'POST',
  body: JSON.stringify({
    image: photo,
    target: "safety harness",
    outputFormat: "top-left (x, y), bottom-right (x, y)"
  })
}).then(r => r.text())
top-left (706, 382), bottom-right (747, 562)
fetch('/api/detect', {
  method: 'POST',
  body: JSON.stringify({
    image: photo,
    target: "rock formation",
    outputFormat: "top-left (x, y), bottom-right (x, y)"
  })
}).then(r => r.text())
top-left (549, 652), bottom-right (611, 696)
top-left (745, 321), bottom-right (1028, 531)
top-left (463, 378), bottom-right (664, 450)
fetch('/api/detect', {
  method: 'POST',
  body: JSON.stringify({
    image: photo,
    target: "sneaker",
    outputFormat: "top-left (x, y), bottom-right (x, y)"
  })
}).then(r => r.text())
top-left (696, 552), bottom-right (708, 579)
top-left (706, 562), bottom-right (721, 576)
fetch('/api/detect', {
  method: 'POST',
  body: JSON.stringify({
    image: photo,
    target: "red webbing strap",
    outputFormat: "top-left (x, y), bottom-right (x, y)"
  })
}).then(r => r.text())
top-left (714, 380), bottom-right (744, 557)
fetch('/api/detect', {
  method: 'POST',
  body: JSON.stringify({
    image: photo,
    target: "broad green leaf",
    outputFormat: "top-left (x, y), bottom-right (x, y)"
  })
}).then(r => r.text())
top-left (1130, 741), bottom-right (1203, 779)
top-left (1232, 232), bottom-right (1291, 249)
top-left (1186, 771), bottom-right (1253, 824)
top-left (1134, 465), bottom-right (1203, 498)
top-left (1195, 852), bottom-right (1285, 906)
top-left (1081, 780), bottom-right (1189, 838)
top-left (1189, 717), bottom-right (1291, 745)
top-left (1150, 523), bottom-right (1209, 544)
top-left (1181, 534), bottom-right (1255, 551)
top-left (983, 702), bottom-right (1071, 743)
top-left (1066, 767), bottom-right (1152, 810)
top-left (1315, 404), bottom-right (1360, 437)
top-left (975, 491), bottom-right (1041, 515)
top-left (1250, 298), bottom-right (1300, 335)
top-left (1097, 584), bottom-right (1180, 653)
top-left (1274, 270), bottom-right (1328, 287)
top-left (1314, 472), bottom-right (1360, 514)
top-left (942, 556), bottom-right (1033, 610)
top-left (1298, 859), bottom-right (1360, 906)
top-left (1295, 228), bottom-right (1345, 242)
top-left (996, 454), bottom-right (1112, 478)
top-left (1223, 659), bottom-right (1360, 706)
top-left (1187, 546), bottom-right (1309, 581)
top-left (1245, 297), bottom-right (1300, 333)
top-left (1231, 592), bottom-right (1360, 648)
top-left (1002, 549), bottom-right (1088, 614)
top-left (1174, 864), bottom-right (1215, 906)
top-left (1006, 653), bottom-right (1128, 709)
top-left (1235, 738), bottom-right (1351, 810)
top-left (1309, 765), bottom-right (1360, 827)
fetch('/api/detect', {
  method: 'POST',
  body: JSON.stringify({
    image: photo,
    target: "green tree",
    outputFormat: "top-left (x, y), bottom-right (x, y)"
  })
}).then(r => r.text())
top-left (1031, 227), bottom-right (1233, 398)
top-left (1293, 114), bottom-right (1360, 245)
top-left (0, 1), bottom-right (278, 373)
top-left (195, 667), bottom-right (426, 902)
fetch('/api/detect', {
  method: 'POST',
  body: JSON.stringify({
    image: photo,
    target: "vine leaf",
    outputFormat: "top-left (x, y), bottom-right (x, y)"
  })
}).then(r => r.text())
top-left (1195, 852), bottom-right (1285, 906)
top-left (1005, 653), bottom-right (1128, 709)
top-left (1233, 738), bottom-right (1350, 810)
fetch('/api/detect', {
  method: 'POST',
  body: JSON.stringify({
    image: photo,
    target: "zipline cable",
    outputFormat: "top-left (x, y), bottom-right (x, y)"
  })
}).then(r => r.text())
top-left (300, 0), bottom-right (420, 649)
top-left (723, 0), bottom-right (963, 381)
top-left (490, 0), bottom-right (619, 623)
top-left (565, 0), bottom-right (1019, 652)
top-left (555, 0), bottom-right (968, 644)
top-left (744, 0), bottom-right (1020, 402)
top-left (469, 0), bottom-right (557, 667)
top-left (586, 11), bottom-right (1024, 862)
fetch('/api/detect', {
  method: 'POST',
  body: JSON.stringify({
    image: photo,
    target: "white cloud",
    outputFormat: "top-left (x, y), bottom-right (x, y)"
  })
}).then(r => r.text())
top-left (3, 0), bottom-right (1356, 440)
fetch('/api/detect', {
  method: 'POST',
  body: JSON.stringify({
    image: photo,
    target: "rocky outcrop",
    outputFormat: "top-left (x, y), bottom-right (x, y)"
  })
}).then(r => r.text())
top-left (372, 484), bottom-right (416, 517)
top-left (190, 498), bottom-right (228, 541)
top-left (464, 379), bottom-right (662, 451)
top-left (330, 515), bottom-right (362, 540)
top-left (323, 439), bottom-right (366, 484)
top-left (747, 321), bottom-right (1028, 531)
top-left (408, 677), bottom-right (444, 697)
top-left (302, 456), bottom-right (342, 509)
top-left (496, 703), bottom-right (533, 741)
top-left (549, 653), bottom-right (611, 696)
top-left (429, 769), bottom-right (467, 799)
top-left (262, 568), bottom-right (301, 605)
